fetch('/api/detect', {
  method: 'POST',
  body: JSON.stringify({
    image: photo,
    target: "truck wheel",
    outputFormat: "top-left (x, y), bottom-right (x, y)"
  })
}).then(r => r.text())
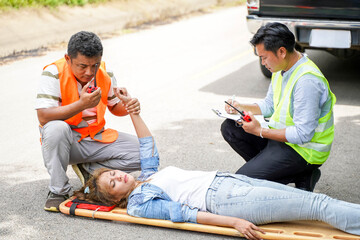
top-left (259, 59), bottom-right (272, 78)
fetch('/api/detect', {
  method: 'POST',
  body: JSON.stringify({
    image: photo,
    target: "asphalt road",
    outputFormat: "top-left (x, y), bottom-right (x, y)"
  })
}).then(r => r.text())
top-left (0, 5), bottom-right (359, 240)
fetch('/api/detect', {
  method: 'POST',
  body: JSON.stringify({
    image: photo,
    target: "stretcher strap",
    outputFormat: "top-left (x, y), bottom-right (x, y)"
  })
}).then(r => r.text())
top-left (69, 203), bottom-right (78, 216)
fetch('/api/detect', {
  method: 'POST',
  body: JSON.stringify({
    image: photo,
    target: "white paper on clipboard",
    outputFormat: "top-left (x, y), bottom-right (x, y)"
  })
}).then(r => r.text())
top-left (212, 109), bottom-right (269, 128)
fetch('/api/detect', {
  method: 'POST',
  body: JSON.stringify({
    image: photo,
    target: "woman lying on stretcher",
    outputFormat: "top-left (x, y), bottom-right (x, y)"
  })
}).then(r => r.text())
top-left (74, 90), bottom-right (360, 240)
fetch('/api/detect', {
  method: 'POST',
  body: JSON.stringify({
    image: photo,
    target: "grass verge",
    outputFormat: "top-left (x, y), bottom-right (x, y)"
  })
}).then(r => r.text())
top-left (0, 0), bottom-right (245, 10)
top-left (0, 0), bottom-right (107, 9)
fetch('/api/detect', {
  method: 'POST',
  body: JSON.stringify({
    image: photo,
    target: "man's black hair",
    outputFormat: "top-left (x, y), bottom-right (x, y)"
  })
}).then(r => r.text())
top-left (67, 31), bottom-right (103, 59)
top-left (250, 22), bottom-right (295, 55)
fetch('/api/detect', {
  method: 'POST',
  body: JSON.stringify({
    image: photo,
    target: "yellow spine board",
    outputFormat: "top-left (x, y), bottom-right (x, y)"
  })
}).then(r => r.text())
top-left (59, 198), bottom-right (360, 240)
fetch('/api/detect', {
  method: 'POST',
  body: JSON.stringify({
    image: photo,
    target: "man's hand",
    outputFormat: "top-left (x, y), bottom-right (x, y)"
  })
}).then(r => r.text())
top-left (239, 111), bottom-right (262, 137)
top-left (225, 99), bottom-right (241, 114)
top-left (113, 87), bottom-right (141, 115)
top-left (79, 82), bottom-right (102, 109)
top-left (233, 218), bottom-right (265, 240)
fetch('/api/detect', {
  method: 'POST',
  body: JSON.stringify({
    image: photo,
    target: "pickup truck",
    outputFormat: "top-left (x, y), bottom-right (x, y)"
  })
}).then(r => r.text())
top-left (246, 0), bottom-right (360, 77)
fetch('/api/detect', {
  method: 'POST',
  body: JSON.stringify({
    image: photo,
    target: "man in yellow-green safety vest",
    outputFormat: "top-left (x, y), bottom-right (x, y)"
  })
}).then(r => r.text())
top-left (221, 22), bottom-right (336, 192)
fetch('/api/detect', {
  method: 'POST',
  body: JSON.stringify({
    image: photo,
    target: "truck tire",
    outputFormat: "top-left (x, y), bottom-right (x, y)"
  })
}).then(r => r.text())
top-left (259, 59), bottom-right (272, 78)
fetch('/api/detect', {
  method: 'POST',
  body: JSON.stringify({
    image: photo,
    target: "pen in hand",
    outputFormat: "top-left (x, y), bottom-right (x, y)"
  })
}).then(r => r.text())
top-left (230, 95), bottom-right (235, 113)
top-left (224, 101), bottom-right (252, 122)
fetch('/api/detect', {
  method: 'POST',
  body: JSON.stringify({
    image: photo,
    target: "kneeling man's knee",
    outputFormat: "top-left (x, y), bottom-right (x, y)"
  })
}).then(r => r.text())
top-left (221, 119), bottom-right (236, 139)
top-left (41, 121), bottom-right (72, 145)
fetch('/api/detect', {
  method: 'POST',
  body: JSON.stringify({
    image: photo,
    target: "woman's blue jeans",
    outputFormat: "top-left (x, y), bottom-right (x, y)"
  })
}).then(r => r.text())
top-left (206, 173), bottom-right (360, 235)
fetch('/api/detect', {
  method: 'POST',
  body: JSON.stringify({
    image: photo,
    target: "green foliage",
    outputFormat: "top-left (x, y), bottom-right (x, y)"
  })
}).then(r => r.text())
top-left (0, 0), bottom-right (106, 9)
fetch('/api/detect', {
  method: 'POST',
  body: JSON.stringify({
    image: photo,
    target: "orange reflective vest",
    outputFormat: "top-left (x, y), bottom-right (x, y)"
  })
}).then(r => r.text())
top-left (45, 58), bottom-right (118, 143)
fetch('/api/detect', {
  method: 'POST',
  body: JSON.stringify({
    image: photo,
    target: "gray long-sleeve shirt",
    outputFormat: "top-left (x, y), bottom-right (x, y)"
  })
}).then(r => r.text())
top-left (257, 56), bottom-right (332, 145)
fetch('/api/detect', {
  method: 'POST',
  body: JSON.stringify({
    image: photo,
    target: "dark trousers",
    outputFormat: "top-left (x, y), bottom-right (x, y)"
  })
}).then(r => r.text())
top-left (220, 119), bottom-right (320, 185)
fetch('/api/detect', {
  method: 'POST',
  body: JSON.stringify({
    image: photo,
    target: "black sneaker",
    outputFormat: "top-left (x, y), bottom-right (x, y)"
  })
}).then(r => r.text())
top-left (72, 164), bottom-right (91, 186)
top-left (295, 168), bottom-right (321, 192)
top-left (44, 191), bottom-right (69, 212)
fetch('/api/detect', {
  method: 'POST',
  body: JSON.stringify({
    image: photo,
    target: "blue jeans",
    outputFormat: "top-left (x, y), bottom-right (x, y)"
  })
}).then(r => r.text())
top-left (206, 173), bottom-right (360, 235)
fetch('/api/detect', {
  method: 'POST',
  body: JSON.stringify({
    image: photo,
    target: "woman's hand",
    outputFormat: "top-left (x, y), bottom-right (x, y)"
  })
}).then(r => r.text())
top-left (114, 87), bottom-right (131, 103)
top-left (125, 98), bottom-right (141, 115)
top-left (233, 218), bottom-right (265, 240)
top-left (196, 212), bottom-right (266, 240)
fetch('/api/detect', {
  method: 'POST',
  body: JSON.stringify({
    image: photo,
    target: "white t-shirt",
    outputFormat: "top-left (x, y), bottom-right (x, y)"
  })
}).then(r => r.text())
top-left (149, 166), bottom-right (217, 211)
top-left (35, 64), bottom-right (120, 124)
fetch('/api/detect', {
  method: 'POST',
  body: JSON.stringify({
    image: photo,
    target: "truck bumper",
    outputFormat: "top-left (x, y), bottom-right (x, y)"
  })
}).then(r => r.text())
top-left (246, 15), bottom-right (360, 49)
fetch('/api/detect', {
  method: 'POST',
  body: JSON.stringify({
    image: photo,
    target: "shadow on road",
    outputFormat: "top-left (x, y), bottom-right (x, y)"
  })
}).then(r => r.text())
top-left (154, 118), bottom-right (242, 172)
top-left (320, 114), bottom-right (360, 202)
top-left (199, 59), bottom-right (269, 98)
top-left (200, 50), bottom-right (360, 106)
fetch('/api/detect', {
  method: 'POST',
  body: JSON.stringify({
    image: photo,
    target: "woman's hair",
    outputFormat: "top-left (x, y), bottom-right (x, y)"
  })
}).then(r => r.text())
top-left (73, 168), bottom-right (138, 208)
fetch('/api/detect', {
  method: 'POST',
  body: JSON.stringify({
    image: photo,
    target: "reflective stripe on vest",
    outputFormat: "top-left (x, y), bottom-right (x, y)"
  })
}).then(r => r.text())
top-left (45, 58), bottom-right (118, 143)
top-left (268, 58), bottom-right (336, 164)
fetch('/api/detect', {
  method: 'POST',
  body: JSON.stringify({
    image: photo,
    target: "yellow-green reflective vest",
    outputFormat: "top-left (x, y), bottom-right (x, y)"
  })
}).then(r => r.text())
top-left (268, 58), bottom-right (336, 165)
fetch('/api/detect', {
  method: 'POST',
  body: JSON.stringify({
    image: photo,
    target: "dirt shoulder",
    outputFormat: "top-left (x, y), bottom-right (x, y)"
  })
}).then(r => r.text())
top-left (0, 0), bottom-right (242, 61)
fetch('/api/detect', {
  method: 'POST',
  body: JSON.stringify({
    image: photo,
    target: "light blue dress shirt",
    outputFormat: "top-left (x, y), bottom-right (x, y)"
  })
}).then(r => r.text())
top-left (257, 56), bottom-right (332, 145)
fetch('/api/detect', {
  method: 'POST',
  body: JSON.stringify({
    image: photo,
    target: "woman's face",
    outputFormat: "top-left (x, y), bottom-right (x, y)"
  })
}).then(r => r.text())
top-left (98, 170), bottom-right (135, 202)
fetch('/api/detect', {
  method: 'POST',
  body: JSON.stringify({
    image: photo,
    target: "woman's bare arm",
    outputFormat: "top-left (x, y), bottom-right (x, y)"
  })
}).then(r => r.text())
top-left (197, 211), bottom-right (265, 240)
